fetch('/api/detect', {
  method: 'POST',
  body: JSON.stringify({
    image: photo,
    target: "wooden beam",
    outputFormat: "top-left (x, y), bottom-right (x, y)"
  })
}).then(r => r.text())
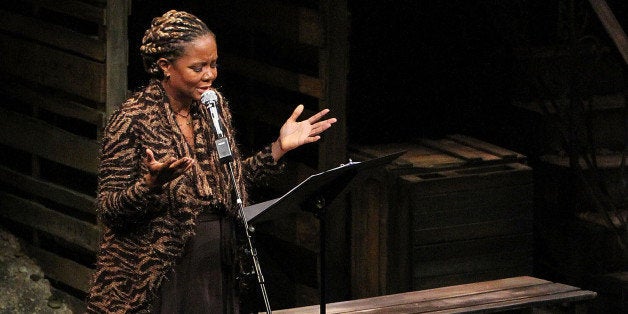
top-left (0, 33), bottom-right (106, 103)
top-left (318, 0), bottom-right (349, 304)
top-left (0, 192), bottom-right (100, 252)
top-left (32, 0), bottom-right (106, 25)
top-left (22, 242), bottom-right (94, 293)
top-left (105, 0), bottom-right (129, 118)
top-left (222, 54), bottom-right (322, 99)
top-left (0, 165), bottom-right (95, 215)
top-left (319, 0), bottom-right (348, 169)
top-left (0, 80), bottom-right (104, 127)
top-left (588, 0), bottom-right (628, 65)
top-left (0, 108), bottom-right (99, 174)
top-left (210, 0), bottom-right (321, 47)
top-left (0, 9), bottom-right (106, 61)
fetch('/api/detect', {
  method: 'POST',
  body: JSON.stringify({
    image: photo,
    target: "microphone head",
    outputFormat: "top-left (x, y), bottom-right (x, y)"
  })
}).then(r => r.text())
top-left (200, 89), bottom-right (218, 105)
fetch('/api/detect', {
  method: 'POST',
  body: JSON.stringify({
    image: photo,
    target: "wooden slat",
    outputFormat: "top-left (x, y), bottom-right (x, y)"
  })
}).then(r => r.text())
top-left (0, 192), bottom-right (100, 252)
top-left (433, 290), bottom-right (597, 314)
top-left (420, 139), bottom-right (500, 164)
top-left (447, 134), bottom-right (524, 161)
top-left (415, 250), bottom-right (533, 278)
top-left (401, 164), bottom-right (532, 196)
top-left (273, 277), bottom-right (597, 314)
top-left (408, 184), bottom-right (533, 215)
top-left (375, 283), bottom-right (590, 313)
top-left (413, 233), bottom-right (534, 263)
top-left (0, 33), bottom-right (106, 103)
top-left (22, 242), bottom-right (94, 293)
top-left (32, 0), bottom-right (105, 25)
top-left (105, 0), bottom-right (129, 118)
top-left (319, 0), bottom-right (350, 301)
top-left (413, 200), bottom-right (533, 229)
top-left (352, 144), bottom-right (465, 170)
top-left (351, 177), bottom-right (385, 298)
top-left (211, 0), bottom-right (321, 47)
top-left (222, 53), bottom-right (322, 99)
top-left (0, 80), bottom-right (104, 126)
top-left (0, 9), bottom-right (106, 61)
top-left (274, 277), bottom-right (550, 313)
top-left (413, 218), bottom-right (533, 245)
top-left (0, 108), bottom-right (99, 174)
top-left (414, 266), bottom-right (533, 292)
top-left (588, 0), bottom-right (628, 65)
top-left (319, 0), bottom-right (349, 169)
top-left (0, 165), bottom-right (95, 215)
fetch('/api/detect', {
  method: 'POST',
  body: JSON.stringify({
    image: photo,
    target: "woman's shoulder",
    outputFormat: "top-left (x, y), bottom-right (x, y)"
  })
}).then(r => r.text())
top-left (116, 82), bottom-right (165, 116)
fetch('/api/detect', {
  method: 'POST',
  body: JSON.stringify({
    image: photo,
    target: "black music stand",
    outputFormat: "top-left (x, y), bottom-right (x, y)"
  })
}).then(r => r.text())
top-left (244, 151), bottom-right (404, 314)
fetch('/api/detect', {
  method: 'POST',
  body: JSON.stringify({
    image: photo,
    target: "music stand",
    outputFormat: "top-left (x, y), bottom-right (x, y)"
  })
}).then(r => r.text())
top-left (245, 151), bottom-right (405, 314)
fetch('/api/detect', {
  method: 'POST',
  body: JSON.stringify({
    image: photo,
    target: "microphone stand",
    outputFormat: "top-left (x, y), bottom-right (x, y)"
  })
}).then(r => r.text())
top-left (226, 161), bottom-right (272, 314)
top-left (203, 91), bottom-right (272, 314)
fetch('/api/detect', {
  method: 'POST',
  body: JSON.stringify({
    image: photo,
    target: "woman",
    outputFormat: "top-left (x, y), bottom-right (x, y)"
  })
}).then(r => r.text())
top-left (86, 10), bottom-right (336, 313)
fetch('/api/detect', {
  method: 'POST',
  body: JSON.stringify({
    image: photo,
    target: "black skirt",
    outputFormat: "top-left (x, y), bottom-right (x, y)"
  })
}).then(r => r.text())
top-left (152, 213), bottom-right (239, 314)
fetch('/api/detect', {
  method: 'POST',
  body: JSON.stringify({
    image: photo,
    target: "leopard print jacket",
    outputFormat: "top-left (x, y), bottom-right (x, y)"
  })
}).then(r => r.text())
top-left (86, 80), bottom-right (282, 313)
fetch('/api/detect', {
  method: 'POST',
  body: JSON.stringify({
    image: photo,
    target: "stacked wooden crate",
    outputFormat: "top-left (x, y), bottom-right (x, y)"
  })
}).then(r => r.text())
top-left (349, 135), bottom-right (534, 298)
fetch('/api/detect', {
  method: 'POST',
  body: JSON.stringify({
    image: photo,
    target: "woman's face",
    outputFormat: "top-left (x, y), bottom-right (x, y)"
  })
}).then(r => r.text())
top-left (159, 35), bottom-right (218, 107)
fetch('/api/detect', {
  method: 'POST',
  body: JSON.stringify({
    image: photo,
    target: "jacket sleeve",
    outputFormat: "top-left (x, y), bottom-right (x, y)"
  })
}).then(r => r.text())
top-left (96, 109), bottom-right (157, 229)
top-left (242, 144), bottom-right (285, 187)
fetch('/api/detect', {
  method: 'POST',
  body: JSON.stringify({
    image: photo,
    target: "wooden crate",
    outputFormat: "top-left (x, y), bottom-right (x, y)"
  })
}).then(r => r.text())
top-left (348, 135), bottom-right (533, 298)
top-left (401, 162), bottom-right (534, 290)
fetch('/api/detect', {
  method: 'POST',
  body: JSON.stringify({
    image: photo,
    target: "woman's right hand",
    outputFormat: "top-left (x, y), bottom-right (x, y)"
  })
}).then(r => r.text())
top-left (143, 148), bottom-right (194, 188)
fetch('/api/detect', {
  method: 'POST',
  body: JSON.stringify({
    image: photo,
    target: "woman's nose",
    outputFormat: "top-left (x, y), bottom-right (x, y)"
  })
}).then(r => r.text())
top-left (202, 70), bottom-right (215, 81)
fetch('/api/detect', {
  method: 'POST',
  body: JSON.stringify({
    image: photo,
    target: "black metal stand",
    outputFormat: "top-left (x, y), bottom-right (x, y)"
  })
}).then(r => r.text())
top-left (244, 151), bottom-right (405, 314)
top-left (226, 162), bottom-right (273, 314)
top-left (204, 90), bottom-right (272, 313)
top-left (301, 178), bottom-right (354, 314)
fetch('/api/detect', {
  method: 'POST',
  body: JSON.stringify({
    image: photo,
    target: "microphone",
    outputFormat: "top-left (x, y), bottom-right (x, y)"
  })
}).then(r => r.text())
top-left (200, 90), bottom-right (233, 163)
top-left (201, 90), bottom-right (223, 138)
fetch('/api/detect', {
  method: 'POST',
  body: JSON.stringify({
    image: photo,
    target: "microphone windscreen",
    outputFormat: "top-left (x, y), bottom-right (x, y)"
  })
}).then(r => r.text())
top-left (200, 90), bottom-right (218, 105)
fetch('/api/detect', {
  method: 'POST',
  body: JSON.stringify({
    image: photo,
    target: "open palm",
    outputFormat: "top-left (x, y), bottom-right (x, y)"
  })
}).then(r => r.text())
top-left (278, 105), bottom-right (337, 152)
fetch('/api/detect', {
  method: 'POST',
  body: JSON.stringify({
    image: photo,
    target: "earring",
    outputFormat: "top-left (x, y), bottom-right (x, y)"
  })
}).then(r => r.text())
top-left (164, 73), bottom-right (170, 80)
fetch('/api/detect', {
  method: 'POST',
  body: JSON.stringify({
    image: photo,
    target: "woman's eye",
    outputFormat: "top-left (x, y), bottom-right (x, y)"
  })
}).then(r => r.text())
top-left (192, 67), bottom-right (202, 72)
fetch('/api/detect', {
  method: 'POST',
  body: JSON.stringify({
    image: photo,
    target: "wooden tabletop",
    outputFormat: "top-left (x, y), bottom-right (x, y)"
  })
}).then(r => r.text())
top-left (270, 276), bottom-right (597, 313)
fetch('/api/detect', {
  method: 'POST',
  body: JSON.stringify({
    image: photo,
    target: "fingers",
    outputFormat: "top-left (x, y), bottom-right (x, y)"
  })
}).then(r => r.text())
top-left (309, 118), bottom-right (337, 136)
top-left (169, 157), bottom-right (194, 171)
top-left (144, 148), bottom-right (155, 163)
top-left (306, 135), bottom-right (321, 144)
top-left (307, 108), bottom-right (330, 124)
top-left (290, 105), bottom-right (335, 125)
top-left (288, 104), bottom-right (304, 122)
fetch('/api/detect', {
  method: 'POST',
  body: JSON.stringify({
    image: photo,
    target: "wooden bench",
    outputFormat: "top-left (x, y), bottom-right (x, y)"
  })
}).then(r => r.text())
top-left (271, 276), bottom-right (597, 313)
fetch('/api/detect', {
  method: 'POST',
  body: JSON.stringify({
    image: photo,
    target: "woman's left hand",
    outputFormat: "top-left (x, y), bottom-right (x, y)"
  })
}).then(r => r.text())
top-left (272, 105), bottom-right (337, 160)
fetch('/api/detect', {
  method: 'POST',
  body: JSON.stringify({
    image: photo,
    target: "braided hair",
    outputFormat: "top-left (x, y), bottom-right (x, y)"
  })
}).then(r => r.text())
top-left (140, 10), bottom-right (214, 79)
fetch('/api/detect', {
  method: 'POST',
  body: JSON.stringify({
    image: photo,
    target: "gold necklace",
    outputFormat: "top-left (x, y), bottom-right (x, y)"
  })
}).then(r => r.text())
top-left (173, 107), bottom-right (193, 126)
top-left (175, 114), bottom-right (193, 126)
top-left (175, 110), bottom-right (190, 118)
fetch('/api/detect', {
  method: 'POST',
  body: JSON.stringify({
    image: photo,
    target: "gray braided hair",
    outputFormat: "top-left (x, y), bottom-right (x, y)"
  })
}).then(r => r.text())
top-left (140, 10), bottom-right (214, 79)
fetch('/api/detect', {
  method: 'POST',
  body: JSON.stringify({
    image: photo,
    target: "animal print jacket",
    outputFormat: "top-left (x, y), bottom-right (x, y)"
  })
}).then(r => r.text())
top-left (86, 80), bottom-right (283, 313)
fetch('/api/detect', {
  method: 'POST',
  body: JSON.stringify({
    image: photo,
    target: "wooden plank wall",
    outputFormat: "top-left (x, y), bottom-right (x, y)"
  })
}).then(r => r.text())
top-left (0, 0), bottom-right (129, 311)
top-left (0, 0), bottom-right (347, 310)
